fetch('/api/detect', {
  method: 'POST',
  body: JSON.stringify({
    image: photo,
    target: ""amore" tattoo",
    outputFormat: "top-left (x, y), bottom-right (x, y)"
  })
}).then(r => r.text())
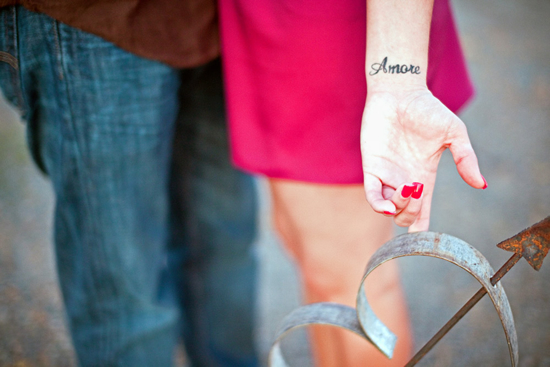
top-left (369, 57), bottom-right (421, 76)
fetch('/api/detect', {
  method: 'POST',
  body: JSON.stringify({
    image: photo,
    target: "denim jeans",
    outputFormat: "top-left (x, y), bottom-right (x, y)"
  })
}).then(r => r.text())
top-left (0, 6), bottom-right (259, 367)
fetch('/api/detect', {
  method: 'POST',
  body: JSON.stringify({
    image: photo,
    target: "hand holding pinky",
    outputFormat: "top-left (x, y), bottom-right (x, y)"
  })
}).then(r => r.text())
top-left (361, 89), bottom-right (486, 232)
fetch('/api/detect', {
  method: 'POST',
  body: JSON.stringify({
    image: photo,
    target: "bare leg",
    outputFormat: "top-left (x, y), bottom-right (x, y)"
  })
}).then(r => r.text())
top-left (269, 179), bottom-right (412, 366)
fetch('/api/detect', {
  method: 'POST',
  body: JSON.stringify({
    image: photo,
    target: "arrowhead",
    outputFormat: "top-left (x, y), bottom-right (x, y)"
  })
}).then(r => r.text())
top-left (497, 216), bottom-right (550, 271)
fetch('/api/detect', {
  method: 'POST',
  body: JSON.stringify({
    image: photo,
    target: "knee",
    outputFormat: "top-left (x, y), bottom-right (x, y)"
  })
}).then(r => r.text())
top-left (362, 262), bottom-right (404, 303)
top-left (297, 240), bottom-right (403, 306)
top-left (289, 237), bottom-right (366, 303)
top-left (300, 261), bottom-right (358, 302)
top-left (271, 214), bottom-right (376, 303)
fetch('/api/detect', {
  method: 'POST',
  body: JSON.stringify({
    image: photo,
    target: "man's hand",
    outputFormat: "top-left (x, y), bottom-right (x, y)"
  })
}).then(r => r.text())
top-left (361, 88), bottom-right (486, 232)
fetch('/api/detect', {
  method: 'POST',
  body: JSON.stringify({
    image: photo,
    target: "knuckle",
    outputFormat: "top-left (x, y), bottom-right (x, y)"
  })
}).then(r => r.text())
top-left (394, 214), bottom-right (414, 227)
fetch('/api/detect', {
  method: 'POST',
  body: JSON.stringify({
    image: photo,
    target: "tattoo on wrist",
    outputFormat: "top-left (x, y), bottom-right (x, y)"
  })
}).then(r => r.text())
top-left (369, 57), bottom-right (421, 76)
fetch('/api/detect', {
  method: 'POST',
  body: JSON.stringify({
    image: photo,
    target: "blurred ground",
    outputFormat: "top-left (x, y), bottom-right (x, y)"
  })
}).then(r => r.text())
top-left (1, 0), bottom-right (549, 366)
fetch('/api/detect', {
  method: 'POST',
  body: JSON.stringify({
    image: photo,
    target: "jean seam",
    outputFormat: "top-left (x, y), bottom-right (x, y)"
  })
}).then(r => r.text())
top-left (52, 18), bottom-right (64, 81)
top-left (12, 7), bottom-right (25, 113)
top-left (54, 21), bottom-right (120, 365)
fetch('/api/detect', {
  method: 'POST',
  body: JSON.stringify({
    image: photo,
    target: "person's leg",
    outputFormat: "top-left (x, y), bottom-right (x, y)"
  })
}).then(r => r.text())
top-left (164, 58), bottom-right (259, 366)
top-left (269, 179), bottom-right (412, 366)
top-left (3, 7), bottom-right (181, 366)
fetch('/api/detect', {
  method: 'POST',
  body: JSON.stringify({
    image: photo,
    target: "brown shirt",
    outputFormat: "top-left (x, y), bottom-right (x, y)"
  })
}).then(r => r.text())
top-left (0, 0), bottom-right (219, 68)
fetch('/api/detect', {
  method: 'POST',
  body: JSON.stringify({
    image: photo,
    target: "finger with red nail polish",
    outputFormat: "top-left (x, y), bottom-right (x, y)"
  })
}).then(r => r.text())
top-left (412, 182), bottom-right (424, 199)
top-left (392, 182), bottom-right (424, 227)
top-left (390, 183), bottom-right (415, 214)
top-left (363, 174), bottom-right (397, 215)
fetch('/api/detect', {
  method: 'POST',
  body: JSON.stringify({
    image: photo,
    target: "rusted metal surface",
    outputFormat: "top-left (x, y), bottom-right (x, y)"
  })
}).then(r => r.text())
top-left (490, 253), bottom-right (523, 285)
top-left (357, 232), bottom-right (518, 367)
top-left (269, 232), bottom-right (518, 366)
top-left (404, 252), bottom-right (522, 367)
top-left (406, 217), bottom-right (550, 366)
top-left (497, 216), bottom-right (550, 271)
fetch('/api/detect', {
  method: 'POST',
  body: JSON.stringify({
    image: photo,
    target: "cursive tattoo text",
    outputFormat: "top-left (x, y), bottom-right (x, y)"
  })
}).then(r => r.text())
top-left (369, 57), bottom-right (421, 76)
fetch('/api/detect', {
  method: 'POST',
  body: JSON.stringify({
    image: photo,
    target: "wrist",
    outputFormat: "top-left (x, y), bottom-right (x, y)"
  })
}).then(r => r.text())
top-left (367, 82), bottom-right (428, 99)
top-left (365, 88), bottom-right (433, 115)
top-left (366, 55), bottom-right (428, 93)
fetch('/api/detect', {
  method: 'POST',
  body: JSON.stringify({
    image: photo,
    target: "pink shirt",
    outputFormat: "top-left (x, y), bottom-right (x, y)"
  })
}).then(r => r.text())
top-left (219, 0), bottom-right (474, 184)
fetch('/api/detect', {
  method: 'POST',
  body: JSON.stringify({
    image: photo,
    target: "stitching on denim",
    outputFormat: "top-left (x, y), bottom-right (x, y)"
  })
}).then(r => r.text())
top-left (52, 18), bottom-right (64, 80)
top-left (0, 51), bottom-right (18, 70)
top-left (55, 20), bottom-right (121, 363)
top-left (12, 7), bottom-right (25, 114)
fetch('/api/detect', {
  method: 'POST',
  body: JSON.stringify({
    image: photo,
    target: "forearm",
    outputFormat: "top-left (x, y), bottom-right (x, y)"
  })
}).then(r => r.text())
top-left (366, 0), bottom-right (434, 92)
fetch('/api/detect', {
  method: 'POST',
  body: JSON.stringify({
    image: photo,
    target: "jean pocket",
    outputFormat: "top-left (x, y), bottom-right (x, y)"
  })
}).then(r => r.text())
top-left (0, 51), bottom-right (17, 70)
top-left (0, 52), bottom-right (25, 117)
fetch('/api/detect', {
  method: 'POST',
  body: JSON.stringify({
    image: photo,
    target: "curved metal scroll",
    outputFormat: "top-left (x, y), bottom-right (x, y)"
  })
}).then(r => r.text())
top-left (269, 302), bottom-right (370, 367)
top-left (268, 232), bottom-right (518, 367)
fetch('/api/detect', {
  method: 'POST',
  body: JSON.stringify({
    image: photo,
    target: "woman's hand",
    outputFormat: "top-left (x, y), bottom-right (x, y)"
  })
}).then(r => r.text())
top-left (361, 88), bottom-right (486, 232)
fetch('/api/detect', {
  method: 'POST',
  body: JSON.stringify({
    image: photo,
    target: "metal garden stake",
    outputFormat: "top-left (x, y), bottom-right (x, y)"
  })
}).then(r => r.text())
top-left (269, 216), bottom-right (550, 367)
top-left (405, 216), bottom-right (550, 366)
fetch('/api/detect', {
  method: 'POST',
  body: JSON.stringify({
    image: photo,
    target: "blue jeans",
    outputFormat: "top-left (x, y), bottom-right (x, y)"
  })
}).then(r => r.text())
top-left (0, 6), bottom-right (259, 367)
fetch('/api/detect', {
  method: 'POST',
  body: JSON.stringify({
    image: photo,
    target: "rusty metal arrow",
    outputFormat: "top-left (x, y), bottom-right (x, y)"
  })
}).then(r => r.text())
top-left (405, 216), bottom-right (550, 367)
top-left (496, 216), bottom-right (550, 270)
top-left (270, 232), bottom-right (517, 366)
top-left (268, 217), bottom-right (549, 366)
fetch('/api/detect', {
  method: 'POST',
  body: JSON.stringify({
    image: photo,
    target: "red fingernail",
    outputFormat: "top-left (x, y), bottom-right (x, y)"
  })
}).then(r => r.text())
top-left (401, 185), bottom-right (415, 198)
top-left (384, 211), bottom-right (396, 216)
top-left (412, 182), bottom-right (424, 199)
top-left (482, 175), bottom-right (488, 190)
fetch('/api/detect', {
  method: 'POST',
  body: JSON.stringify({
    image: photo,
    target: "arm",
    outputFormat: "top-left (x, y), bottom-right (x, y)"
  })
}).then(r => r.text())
top-left (366, 0), bottom-right (432, 92)
top-left (362, 0), bottom-right (486, 231)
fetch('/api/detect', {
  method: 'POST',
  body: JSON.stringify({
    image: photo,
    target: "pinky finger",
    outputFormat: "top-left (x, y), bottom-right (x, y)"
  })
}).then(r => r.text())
top-left (364, 174), bottom-right (397, 215)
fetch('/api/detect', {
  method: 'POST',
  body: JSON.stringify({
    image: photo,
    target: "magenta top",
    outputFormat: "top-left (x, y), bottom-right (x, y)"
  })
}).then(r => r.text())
top-left (219, 0), bottom-right (474, 184)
